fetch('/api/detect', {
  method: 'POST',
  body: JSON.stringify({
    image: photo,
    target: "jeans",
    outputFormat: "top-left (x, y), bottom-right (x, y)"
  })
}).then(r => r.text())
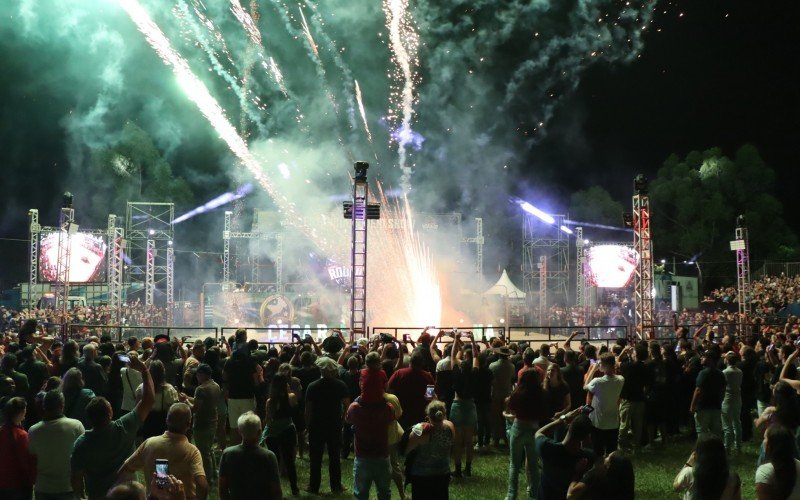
top-left (721, 398), bottom-right (742, 451)
top-left (591, 427), bottom-right (619, 457)
top-left (353, 457), bottom-right (391, 500)
top-left (265, 427), bottom-right (298, 493)
top-left (507, 421), bottom-right (539, 500)
top-left (694, 409), bottom-right (723, 441)
top-left (618, 400), bottom-right (646, 452)
top-left (308, 426), bottom-right (342, 492)
top-left (492, 396), bottom-right (509, 443)
top-left (476, 401), bottom-right (491, 446)
top-left (193, 424), bottom-right (217, 480)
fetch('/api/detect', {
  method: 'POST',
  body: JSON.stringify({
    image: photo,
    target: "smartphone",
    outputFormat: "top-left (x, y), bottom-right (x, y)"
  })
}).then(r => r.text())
top-left (425, 384), bottom-right (435, 400)
top-left (589, 359), bottom-right (597, 365)
top-left (155, 459), bottom-right (169, 488)
top-left (350, 343), bottom-right (359, 352)
top-left (580, 405), bottom-right (594, 415)
top-left (117, 354), bottom-right (131, 364)
top-left (403, 334), bottom-right (411, 342)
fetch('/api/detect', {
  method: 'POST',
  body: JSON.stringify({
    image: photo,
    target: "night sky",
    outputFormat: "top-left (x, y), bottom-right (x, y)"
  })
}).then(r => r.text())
top-left (0, 0), bottom-right (798, 291)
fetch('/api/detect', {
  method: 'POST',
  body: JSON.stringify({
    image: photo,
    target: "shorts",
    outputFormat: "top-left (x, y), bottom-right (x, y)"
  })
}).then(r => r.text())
top-left (450, 399), bottom-right (477, 427)
top-left (228, 397), bottom-right (256, 427)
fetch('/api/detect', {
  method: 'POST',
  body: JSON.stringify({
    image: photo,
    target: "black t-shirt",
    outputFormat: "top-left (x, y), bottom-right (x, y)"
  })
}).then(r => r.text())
top-left (754, 358), bottom-right (773, 403)
top-left (561, 364), bottom-right (586, 410)
top-left (224, 353), bottom-right (257, 399)
top-left (536, 435), bottom-right (595, 500)
top-left (219, 444), bottom-right (280, 499)
top-left (738, 357), bottom-right (757, 401)
top-left (696, 366), bottom-right (726, 411)
top-left (619, 360), bottom-right (648, 402)
top-left (339, 367), bottom-right (361, 400)
top-left (544, 383), bottom-right (569, 418)
top-left (453, 364), bottom-right (476, 400)
top-left (305, 376), bottom-right (349, 429)
top-left (646, 359), bottom-right (668, 400)
top-left (294, 365), bottom-right (322, 392)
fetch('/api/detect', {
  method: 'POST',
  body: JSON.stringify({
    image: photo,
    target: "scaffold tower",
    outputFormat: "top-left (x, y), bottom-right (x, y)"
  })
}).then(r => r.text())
top-left (28, 209), bottom-right (39, 309)
top-left (461, 218), bottom-right (484, 277)
top-left (633, 175), bottom-right (655, 339)
top-left (734, 215), bottom-right (751, 319)
top-left (539, 256), bottom-right (548, 321)
top-left (107, 215), bottom-right (125, 322)
top-left (55, 193), bottom-right (76, 323)
top-left (523, 213), bottom-right (570, 315)
top-left (575, 226), bottom-right (586, 322)
top-left (125, 202), bottom-right (174, 308)
top-left (222, 210), bottom-right (284, 291)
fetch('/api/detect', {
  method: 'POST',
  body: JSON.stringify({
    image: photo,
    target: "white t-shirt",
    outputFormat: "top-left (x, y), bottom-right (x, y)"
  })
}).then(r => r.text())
top-left (120, 367), bottom-right (143, 411)
top-left (28, 416), bottom-right (85, 493)
top-left (675, 466), bottom-right (740, 500)
top-left (584, 374), bottom-right (624, 429)
top-left (136, 383), bottom-right (180, 411)
top-left (756, 460), bottom-right (800, 498)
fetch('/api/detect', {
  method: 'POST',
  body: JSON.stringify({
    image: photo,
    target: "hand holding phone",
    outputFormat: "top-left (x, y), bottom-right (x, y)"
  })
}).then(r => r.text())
top-left (155, 459), bottom-right (169, 489)
top-left (424, 384), bottom-right (435, 401)
top-left (117, 353), bottom-right (131, 364)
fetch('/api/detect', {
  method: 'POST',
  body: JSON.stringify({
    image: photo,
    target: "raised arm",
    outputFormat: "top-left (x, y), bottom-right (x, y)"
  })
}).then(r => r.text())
top-left (779, 347), bottom-right (800, 392)
top-left (130, 355), bottom-right (155, 422)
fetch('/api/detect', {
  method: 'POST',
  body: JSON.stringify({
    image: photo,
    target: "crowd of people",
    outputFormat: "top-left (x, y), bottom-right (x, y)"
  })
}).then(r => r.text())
top-left (0, 301), bottom-right (170, 335)
top-left (4, 309), bottom-right (800, 499)
top-left (704, 274), bottom-right (800, 318)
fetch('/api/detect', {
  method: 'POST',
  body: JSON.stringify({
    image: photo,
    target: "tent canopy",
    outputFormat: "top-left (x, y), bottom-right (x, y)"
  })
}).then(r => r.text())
top-left (484, 269), bottom-right (526, 299)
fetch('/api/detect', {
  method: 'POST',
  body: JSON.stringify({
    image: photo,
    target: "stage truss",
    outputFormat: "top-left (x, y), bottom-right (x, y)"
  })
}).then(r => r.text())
top-left (223, 210), bottom-right (283, 292)
top-left (125, 202), bottom-right (174, 317)
top-left (633, 190), bottom-right (655, 339)
top-left (523, 213), bottom-right (570, 317)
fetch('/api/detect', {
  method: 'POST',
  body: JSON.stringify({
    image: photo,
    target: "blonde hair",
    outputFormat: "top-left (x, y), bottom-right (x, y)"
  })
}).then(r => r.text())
top-left (426, 400), bottom-right (447, 422)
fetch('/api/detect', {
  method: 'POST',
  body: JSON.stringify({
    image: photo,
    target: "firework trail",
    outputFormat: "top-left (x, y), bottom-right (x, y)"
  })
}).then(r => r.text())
top-left (383, 0), bottom-right (419, 192)
top-left (354, 80), bottom-right (373, 144)
top-left (116, 0), bottom-right (324, 246)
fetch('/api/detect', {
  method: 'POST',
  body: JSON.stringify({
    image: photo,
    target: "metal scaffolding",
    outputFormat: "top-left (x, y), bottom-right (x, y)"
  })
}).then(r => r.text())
top-left (350, 164), bottom-right (369, 335)
top-left (55, 200), bottom-right (76, 322)
top-left (538, 256), bottom-right (547, 320)
top-left (575, 226), bottom-right (586, 322)
top-left (28, 209), bottom-right (39, 309)
top-left (107, 215), bottom-right (125, 322)
top-left (126, 202), bottom-right (174, 308)
top-left (222, 210), bottom-right (284, 291)
top-left (633, 176), bottom-right (655, 339)
top-left (522, 213), bottom-right (570, 316)
top-left (461, 217), bottom-right (484, 277)
top-left (166, 245), bottom-right (175, 325)
top-left (734, 216), bottom-right (751, 319)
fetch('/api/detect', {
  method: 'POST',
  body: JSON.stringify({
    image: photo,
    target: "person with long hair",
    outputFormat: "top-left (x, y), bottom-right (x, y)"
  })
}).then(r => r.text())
top-left (506, 367), bottom-right (548, 499)
top-left (406, 400), bottom-right (454, 499)
top-left (0, 397), bottom-right (36, 500)
top-left (567, 450), bottom-right (634, 500)
top-left (756, 424), bottom-right (800, 499)
top-left (261, 373), bottom-right (299, 496)
top-left (450, 333), bottom-right (479, 478)
top-left (61, 367), bottom-right (95, 426)
top-left (135, 359), bottom-right (179, 440)
top-left (673, 435), bottom-right (741, 499)
top-left (755, 380), bottom-right (800, 465)
top-left (543, 363), bottom-right (571, 423)
top-left (59, 340), bottom-right (80, 376)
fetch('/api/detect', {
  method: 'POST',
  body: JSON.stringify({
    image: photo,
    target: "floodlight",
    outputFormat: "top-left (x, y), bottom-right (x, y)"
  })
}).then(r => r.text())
top-left (634, 174), bottom-right (648, 195)
top-left (353, 161), bottom-right (369, 182)
top-left (736, 214), bottom-right (746, 228)
top-left (148, 229), bottom-right (155, 235)
top-left (62, 192), bottom-right (74, 208)
top-left (560, 225), bottom-right (573, 235)
top-left (518, 201), bottom-right (555, 224)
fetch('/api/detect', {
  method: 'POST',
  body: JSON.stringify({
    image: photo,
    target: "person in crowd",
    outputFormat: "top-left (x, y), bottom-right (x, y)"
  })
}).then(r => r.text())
top-left (28, 390), bottom-right (85, 500)
top-left (506, 368), bottom-right (549, 499)
top-left (120, 403), bottom-right (208, 500)
top-left (186, 363), bottom-right (222, 482)
top-left (120, 351), bottom-right (143, 415)
top-left (339, 355), bottom-right (361, 459)
top-left (59, 340), bottom-right (81, 376)
top-left (561, 350), bottom-right (586, 411)
top-left (223, 345), bottom-right (258, 445)
top-left (533, 344), bottom-right (552, 371)
top-left (278, 362), bottom-right (306, 460)
top-left (618, 343), bottom-right (648, 454)
top-left (305, 356), bottom-right (349, 494)
top-left (584, 352), bottom-right (625, 456)
top-left (543, 363), bottom-right (571, 427)
top-left (71, 353), bottom-right (155, 500)
top-left (756, 424), bottom-right (800, 499)
top-left (489, 346), bottom-right (516, 447)
top-left (645, 341), bottom-right (669, 447)
top-left (535, 407), bottom-right (596, 500)
top-left (451, 333), bottom-right (479, 478)
top-left (722, 351), bottom-right (744, 454)
top-left (361, 351), bottom-right (388, 402)
top-left (673, 435), bottom-right (741, 499)
top-left (406, 400), bottom-right (454, 499)
top-left (755, 380), bottom-right (800, 465)
top-left (17, 346), bottom-right (49, 419)
top-left (181, 340), bottom-right (205, 396)
top-left (388, 351), bottom-right (434, 430)
top-left (218, 411), bottom-right (282, 500)
top-left (62, 367), bottom-right (95, 426)
top-left (739, 345), bottom-right (758, 443)
top-left (1, 353), bottom-right (29, 398)
top-left (78, 343), bottom-right (107, 397)
top-left (106, 351), bottom-right (126, 418)
top-left (262, 373), bottom-right (299, 496)
top-left (473, 344), bottom-right (494, 450)
top-left (137, 360), bottom-right (180, 440)
top-left (0, 397), bottom-right (36, 500)
top-left (690, 348), bottom-right (727, 441)
top-left (346, 371), bottom-right (396, 500)
top-left (384, 387), bottom-right (406, 500)
top-left (566, 450), bottom-right (634, 500)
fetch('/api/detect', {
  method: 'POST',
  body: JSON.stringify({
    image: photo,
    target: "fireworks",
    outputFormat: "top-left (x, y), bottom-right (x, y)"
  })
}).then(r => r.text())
top-left (354, 80), bottom-right (373, 144)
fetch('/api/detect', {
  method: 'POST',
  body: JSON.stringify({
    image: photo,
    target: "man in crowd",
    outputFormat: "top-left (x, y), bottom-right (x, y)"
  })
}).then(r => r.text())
top-left (489, 347), bottom-right (515, 446)
top-left (182, 340), bottom-right (205, 395)
top-left (388, 351), bottom-right (434, 429)
top-left (28, 390), bottom-right (85, 500)
top-left (561, 350), bottom-right (586, 410)
top-left (690, 348), bottom-right (726, 440)
top-left (78, 343), bottom-right (108, 397)
top-left (223, 344), bottom-right (258, 445)
top-left (0, 352), bottom-right (28, 398)
top-left (120, 403), bottom-right (208, 500)
top-left (536, 407), bottom-right (596, 500)
top-left (190, 363), bottom-right (222, 481)
top-left (618, 343), bottom-right (649, 454)
top-left (584, 352), bottom-right (625, 456)
top-left (305, 356), bottom-right (350, 494)
top-left (71, 353), bottom-right (155, 500)
top-left (218, 411), bottom-right (282, 500)
top-left (339, 355), bottom-right (362, 459)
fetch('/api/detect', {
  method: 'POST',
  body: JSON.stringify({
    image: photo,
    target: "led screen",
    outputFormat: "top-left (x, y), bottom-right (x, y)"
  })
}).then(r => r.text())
top-left (586, 244), bottom-right (639, 288)
top-left (39, 232), bottom-right (107, 283)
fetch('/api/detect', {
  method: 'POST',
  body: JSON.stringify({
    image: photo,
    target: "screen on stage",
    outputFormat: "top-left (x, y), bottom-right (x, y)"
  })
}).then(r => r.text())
top-left (39, 231), bottom-right (108, 283)
top-left (586, 244), bottom-right (639, 288)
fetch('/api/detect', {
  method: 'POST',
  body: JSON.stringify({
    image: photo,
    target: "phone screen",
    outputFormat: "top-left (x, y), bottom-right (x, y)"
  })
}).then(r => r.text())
top-left (425, 384), bottom-right (435, 400)
top-left (117, 354), bottom-right (130, 364)
top-left (155, 459), bottom-right (169, 487)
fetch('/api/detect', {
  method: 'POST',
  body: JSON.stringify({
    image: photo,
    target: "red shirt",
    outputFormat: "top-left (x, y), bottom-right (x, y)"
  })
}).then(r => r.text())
top-left (0, 424), bottom-right (36, 489)
top-left (346, 400), bottom-right (395, 458)
top-left (387, 367), bottom-right (435, 428)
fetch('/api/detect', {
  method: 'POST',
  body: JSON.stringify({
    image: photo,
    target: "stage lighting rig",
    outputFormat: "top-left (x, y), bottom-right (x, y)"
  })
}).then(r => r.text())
top-left (634, 174), bottom-right (648, 195)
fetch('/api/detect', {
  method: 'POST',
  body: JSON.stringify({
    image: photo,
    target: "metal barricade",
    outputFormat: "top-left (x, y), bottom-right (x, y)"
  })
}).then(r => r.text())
top-left (370, 326), bottom-right (506, 342)
top-left (219, 326), bottom-right (354, 345)
top-left (64, 323), bottom-right (218, 342)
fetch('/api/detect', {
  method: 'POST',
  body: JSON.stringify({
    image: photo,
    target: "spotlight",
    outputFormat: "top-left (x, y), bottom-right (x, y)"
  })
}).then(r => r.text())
top-left (354, 161), bottom-right (369, 182)
top-left (148, 229), bottom-right (155, 236)
top-left (62, 192), bottom-right (74, 208)
top-left (560, 225), bottom-right (573, 235)
top-left (622, 213), bottom-right (634, 228)
top-left (634, 174), bottom-right (648, 195)
top-left (167, 240), bottom-right (173, 246)
top-left (736, 214), bottom-right (746, 228)
top-left (660, 259), bottom-right (666, 264)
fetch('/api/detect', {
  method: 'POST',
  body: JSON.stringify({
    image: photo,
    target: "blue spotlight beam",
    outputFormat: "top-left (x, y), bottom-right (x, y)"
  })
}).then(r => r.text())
top-left (174, 183), bottom-right (254, 224)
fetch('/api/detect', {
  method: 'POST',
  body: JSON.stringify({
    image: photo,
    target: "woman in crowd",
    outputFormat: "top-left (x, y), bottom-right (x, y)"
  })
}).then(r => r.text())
top-left (450, 333), bottom-right (478, 478)
top-left (406, 400), bottom-right (455, 499)
top-left (645, 341), bottom-right (669, 447)
top-left (262, 373), bottom-right (299, 496)
top-left (756, 424), bottom-right (800, 499)
top-left (543, 363), bottom-right (570, 424)
top-left (120, 351), bottom-right (143, 416)
top-left (567, 451), bottom-right (634, 500)
top-left (58, 340), bottom-right (80, 376)
top-left (0, 397), bottom-right (35, 500)
top-left (107, 351), bottom-right (126, 418)
top-left (506, 368), bottom-right (548, 500)
top-left (136, 360), bottom-right (179, 440)
top-left (673, 435), bottom-right (741, 499)
top-left (62, 367), bottom-right (95, 426)
top-left (755, 380), bottom-right (800, 465)
top-left (278, 362), bottom-right (306, 460)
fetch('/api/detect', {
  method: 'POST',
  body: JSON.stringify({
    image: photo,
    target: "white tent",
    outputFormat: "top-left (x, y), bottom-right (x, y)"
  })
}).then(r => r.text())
top-left (484, 269), bottom-right (526, 299)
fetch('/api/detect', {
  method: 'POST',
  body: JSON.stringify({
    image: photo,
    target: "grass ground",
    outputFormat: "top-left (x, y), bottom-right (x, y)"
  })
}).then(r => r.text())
top-left (203, 433), bottom-right (761, 499)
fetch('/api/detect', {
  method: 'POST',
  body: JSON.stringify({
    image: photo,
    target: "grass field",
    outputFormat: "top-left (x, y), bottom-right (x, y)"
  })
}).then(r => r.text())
top-left (213, 433), bottom-right (761, 499)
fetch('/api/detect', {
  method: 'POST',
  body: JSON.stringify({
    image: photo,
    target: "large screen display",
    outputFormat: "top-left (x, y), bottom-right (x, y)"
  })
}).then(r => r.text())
top-left (39, 232), bottom-right (107, 283)
top-left (586, 244), bottom-right (639, 288)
